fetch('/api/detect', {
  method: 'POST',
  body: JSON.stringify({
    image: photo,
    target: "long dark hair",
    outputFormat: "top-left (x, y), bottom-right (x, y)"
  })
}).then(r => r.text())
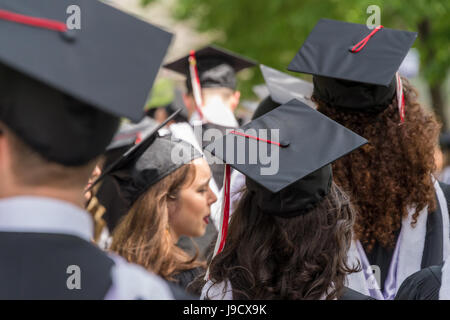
top-left (204, 182), bottom-right (358, 300)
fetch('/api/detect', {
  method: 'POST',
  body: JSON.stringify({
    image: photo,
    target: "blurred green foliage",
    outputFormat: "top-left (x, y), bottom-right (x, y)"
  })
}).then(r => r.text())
top-left (146, 78), bottom-right (174, 109)
top-left (142, 0), bottom-right (449, 125)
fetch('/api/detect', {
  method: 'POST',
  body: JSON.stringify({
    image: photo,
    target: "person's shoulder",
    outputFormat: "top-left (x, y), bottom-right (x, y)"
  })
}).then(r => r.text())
top-left (201, 279), bottom-right (233, 300)
top-left (105, 253), bottom-right (175, 300)
top-left (339, 287), bottom-right (375, 300)
top-left (438, 181), bottom-right (450, 198)
top-left (173, 267), bottom-right (203, 286)
top-left (395, 265), bottom-right (442, 300)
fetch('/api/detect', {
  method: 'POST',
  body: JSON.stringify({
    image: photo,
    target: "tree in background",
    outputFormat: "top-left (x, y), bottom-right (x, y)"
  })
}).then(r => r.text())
top-left (142, 0), bottom-right (449, 129)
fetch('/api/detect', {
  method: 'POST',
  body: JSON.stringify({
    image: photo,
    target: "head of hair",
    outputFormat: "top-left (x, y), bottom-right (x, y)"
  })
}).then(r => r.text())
top-left (110, 163), bottom-right (206, 281)
top-left (314, 77), bottom-right (441, 251)
top-left (1, 122), bottom-right (98, 189)
top-left (205, 182), bottom-right (358, 300)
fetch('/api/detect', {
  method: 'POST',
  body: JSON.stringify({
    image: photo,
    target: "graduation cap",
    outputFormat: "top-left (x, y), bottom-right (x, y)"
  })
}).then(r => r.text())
top-left (164, 45), bottom-right (257, 91)
top-left (288, 19), bottom-right (417, 120)
top-left (203, 98), bottom-right (367, 277)
top-left (91, 109), bottom-right (183, 189)
top-left (250, 65), bottom-right (315, 121)
top-left (252, 84), bottom-right (270, 100)
top-left (107, 117), bottom-right (159, 152)
top-left (0, 0), bottom-right (172, 165)
top-left (164, 46), bottom-right (256, 121)
top-left (92, 109), bottom-right (202, 228)
top-left (260, 64), bottom-right (314, 107)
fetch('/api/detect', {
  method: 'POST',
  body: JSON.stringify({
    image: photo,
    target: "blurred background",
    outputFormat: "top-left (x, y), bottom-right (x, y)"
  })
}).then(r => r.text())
top-left (106, 0), bottom-right (450, 130)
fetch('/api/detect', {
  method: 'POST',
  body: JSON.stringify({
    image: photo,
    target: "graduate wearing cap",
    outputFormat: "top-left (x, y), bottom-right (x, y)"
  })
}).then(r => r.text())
top-left (288, 18), bottom-right (450, 299)
top-left (227, 64), bottom-right (315, 215)
top-left (0, 0), bottom-right (180, 299)
top-left (199, 98), bottom-right (369, 300)
top-left (164, 46), bottom-right (256, 261)
top-left (164, 45), bottom-right (256, 185)
top-left (85, 117), bottom-right (159, 248)
top-left (89, 116), bottom-right (217, 293)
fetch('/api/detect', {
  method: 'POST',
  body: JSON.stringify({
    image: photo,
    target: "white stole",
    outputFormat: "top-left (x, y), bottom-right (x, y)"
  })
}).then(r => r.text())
top-left (346, 179), bottom-right (450, 299)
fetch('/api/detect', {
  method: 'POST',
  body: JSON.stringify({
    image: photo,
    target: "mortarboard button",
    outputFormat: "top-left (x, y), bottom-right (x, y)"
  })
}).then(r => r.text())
top-left (60, 28), bottom-right (77, 42)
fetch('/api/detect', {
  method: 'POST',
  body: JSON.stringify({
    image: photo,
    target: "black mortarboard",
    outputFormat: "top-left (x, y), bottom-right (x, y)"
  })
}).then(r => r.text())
top-left (93, 110), bottom-right (202, 226)
top-left (204, 99), bottom-right (367, 217)
top-left (287, 19), bottom-right (417, 112)
top-left (0, 1), bottom-right (172, 165)
top-left (92, 109), bottom-right (182, 188)
top-left (260, 64), bottom-right (314, 107)
top-left (164, 45), bottom-right (256, 91)
top-left (107, 118), bottom-right (159, 152)
top-left (0, 0), bottom-right (172, 122)
top-left (108, 134), bottom-right (202, 211)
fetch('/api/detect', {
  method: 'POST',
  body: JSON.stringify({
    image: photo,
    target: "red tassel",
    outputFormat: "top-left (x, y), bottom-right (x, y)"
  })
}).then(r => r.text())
top-left (217, 164), bottom-right (231, 254)
top-left (188, 51), bottom-right (205, 120)
top-left (351, 25), bottom-right (383, 53)
top-left (134, 132), bottom-right (142, 145)
top-left (230, 130), bottom-right (282, 147)
top-left (0, 9), bottom-right (67, 32)
top-left (396, 72), bottom-right (405, 123)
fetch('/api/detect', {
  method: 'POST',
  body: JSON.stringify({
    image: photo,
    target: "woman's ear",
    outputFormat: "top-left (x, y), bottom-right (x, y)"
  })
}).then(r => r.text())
top-left (166, 193), bottom-right (177, 218)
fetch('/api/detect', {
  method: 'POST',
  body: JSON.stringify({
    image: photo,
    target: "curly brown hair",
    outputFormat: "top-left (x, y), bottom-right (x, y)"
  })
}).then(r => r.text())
top-left (315, 77), bottom-right (441, 251)
top-left (110, 164), bottom-right (205, 281)
top-left (205, 182), bottom-right (358, 300)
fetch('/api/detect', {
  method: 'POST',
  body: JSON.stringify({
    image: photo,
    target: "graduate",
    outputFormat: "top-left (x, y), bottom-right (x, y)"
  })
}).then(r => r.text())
top-left (89, 116), bottom-right (159, 245)
top-left (228, 64), bottom-right (316, 215)
top-left (200, 98), bottom-right (369, 300)
top-left (163, 46), bottom-right (257, 259)
top-left (288, 18), bottom-right (450, 299)
top-left (164, 45), bottom-right (257, 185)
top-left (0, 0), bottom-right (179, 299)
top-left (90, 119), bottom-right (217, 292)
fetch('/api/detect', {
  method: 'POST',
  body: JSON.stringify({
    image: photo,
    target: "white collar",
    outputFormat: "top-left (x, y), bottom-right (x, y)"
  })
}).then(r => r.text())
top-left (0, 196), bottom-right (93, 241)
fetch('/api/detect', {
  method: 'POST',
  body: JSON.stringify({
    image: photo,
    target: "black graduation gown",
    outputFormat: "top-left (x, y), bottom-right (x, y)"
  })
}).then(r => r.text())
top-left (0, 232), bottom-right (195, 299)
top-left (395, 264), bottom-right (443, 300)
top-left (363, 181), bottom-right (450, 290)
top-left (339, 287), bottom-right (375, 300)
top-left (170, 266), bottom-right (204, 297)
top-left (0, 232), bottom-right (114, 299)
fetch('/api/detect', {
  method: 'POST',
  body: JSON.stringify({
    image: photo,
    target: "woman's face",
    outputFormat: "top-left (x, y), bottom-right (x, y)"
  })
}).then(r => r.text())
top-left (169, 158), bottom-right (217, 240)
